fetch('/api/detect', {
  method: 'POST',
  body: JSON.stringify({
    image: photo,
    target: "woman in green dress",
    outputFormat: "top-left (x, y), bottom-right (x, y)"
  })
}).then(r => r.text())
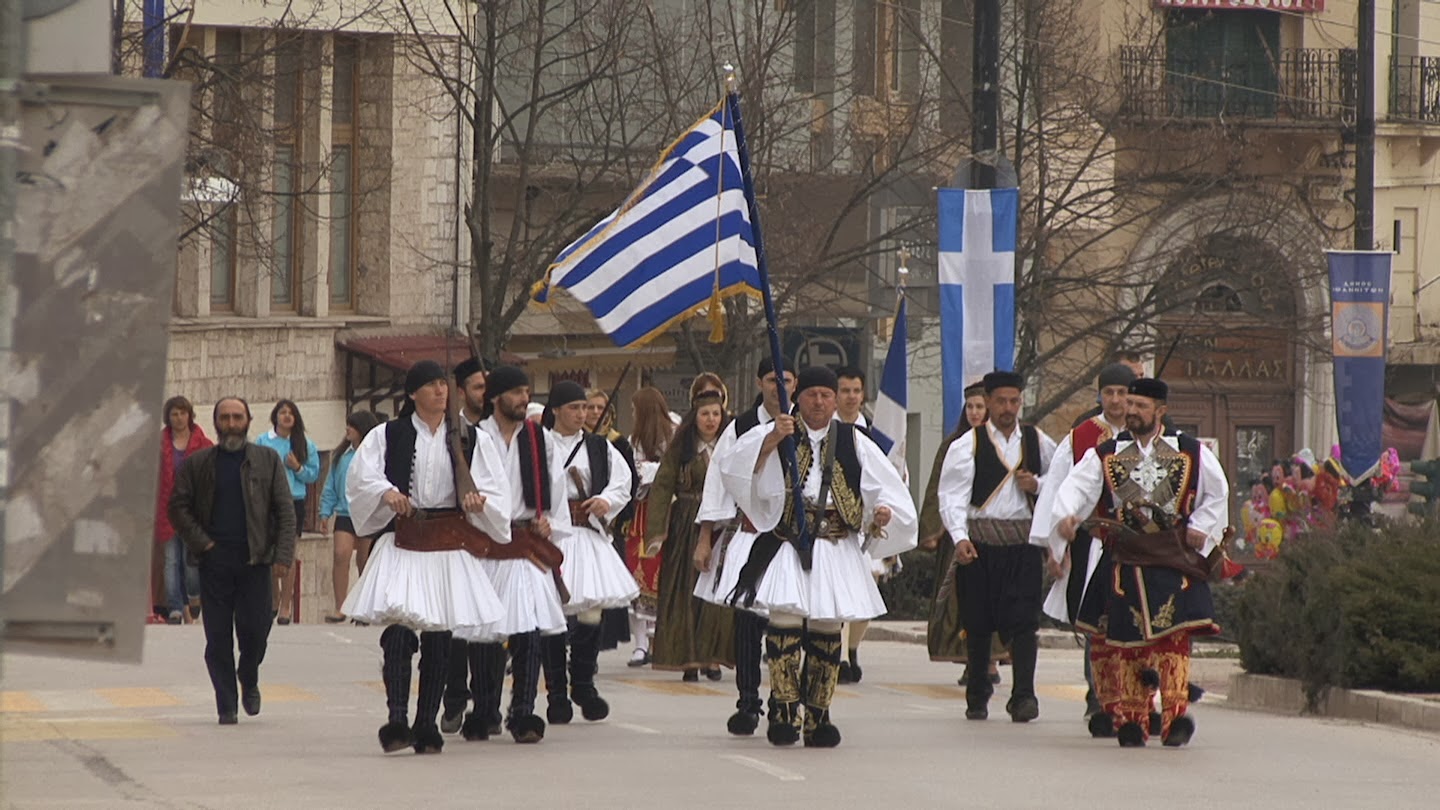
top-left (647, 387), bottom-right (735, 680)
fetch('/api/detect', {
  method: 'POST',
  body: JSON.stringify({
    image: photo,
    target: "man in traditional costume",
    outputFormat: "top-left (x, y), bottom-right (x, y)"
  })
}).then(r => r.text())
top-left (692, 357), bottom-right (794, 735)
top-left (937, 370), bottom-right (1058, 723)
top-left (723, 366), bottom-right (917, 748)
top-left (1032, 362), bottom-right (1134, 728)
top-left (470, 366), bottom-right (572, 743)
top-left (441, 356), bottom-right (487, 734)
top-left (1050, 378), bottom-right (1228, 747)
top-left (341, 361), bottom-right (511, 754)
top-left (542, 380), bottom-right (640, 724)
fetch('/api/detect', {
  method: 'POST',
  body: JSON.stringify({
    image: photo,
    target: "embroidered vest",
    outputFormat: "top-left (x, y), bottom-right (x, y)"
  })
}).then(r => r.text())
top-left (1071, 416), bottom-right (1115, 464)
top-left (781, 422), bottom-right (864, 532)
top-left (1095, 431), bottom-right (1202, 532)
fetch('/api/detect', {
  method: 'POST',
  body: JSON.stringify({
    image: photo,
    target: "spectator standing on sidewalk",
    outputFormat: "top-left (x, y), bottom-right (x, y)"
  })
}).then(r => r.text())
top-left (156, 395), bottom-right (213, 624)
top-left (256, 399), bottom-right (319, 624)
top-left (169, 397), bottom-right (296, 725)
top-left (320, 410), bottom-right (383, 623)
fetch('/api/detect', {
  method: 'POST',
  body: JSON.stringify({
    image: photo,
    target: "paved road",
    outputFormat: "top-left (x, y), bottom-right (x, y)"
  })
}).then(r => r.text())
top-left (3, 625), bottom-right (1438, 809)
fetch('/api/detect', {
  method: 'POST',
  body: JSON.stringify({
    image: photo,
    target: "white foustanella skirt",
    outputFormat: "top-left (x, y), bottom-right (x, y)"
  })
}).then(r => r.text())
top-left (341, 534), bottom-right (504, 638)
top-left (693, 528), bottom-right (767, 615)
top-left (750, 532), bottom-right (888, 622)
top-left (455, 557), bottom-right (569, 642)
top-left (554, 525), bottom-right (640, 614)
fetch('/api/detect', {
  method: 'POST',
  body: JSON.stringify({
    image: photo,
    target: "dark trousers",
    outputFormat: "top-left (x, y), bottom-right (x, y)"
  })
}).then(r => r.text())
top-left (734, 610), bottom-right (768, 714)
top-left (443, 637), bottom-right (473, 718)
top-left (380, 626), bottom-right (452, 727)
top-left (960, 543), bottom-right (1043, 705)
top-left (198, 543), bottom-right (273, 715)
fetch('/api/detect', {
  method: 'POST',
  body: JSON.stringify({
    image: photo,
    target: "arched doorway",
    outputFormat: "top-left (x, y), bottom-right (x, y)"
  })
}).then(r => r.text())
top-left (1152, 234), bottom-right (1300, 517)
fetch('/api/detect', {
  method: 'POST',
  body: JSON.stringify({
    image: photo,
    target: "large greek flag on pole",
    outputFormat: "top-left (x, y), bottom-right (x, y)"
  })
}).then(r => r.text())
top-left (531, 101), bottom-right (763, 347)
top-left (937, 188), bottom-right (1018, 433)
top-left (869, 294), bottom-right (908, 472)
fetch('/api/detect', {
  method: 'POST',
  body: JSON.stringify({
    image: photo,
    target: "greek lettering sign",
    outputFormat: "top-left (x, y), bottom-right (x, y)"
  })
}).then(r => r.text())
top-left (1327, 251), bottom-right (1392, 481)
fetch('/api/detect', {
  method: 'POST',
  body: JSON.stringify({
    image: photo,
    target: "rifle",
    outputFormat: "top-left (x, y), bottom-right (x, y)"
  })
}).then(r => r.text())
top-left (596, 359), bottom-right (635, 436)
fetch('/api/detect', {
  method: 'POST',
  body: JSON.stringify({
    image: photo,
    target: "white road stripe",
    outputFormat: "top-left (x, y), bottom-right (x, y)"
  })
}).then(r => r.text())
top-left (722, 754), bottom-right (805, 782)
top-left (614, 722), bottom-right (661, 735)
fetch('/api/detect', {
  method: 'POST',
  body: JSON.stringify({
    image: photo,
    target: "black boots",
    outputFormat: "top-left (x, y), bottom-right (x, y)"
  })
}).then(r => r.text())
top-left (569, 622), bottom-right (610, 722)
top-left (378, 626), bottom-right (452, 754)
top-left (728, 611), bottom-right (766, 735)
top-left (542, 632), bottom-right (574, 725)
top-left (764, 627), bottom-right (804, 746)
top-left (505, 631), bottom-right (546, 744)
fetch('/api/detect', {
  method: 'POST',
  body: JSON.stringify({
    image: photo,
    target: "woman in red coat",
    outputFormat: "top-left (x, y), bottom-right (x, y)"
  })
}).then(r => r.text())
top-left (155, 396), bottom-right (213, 623)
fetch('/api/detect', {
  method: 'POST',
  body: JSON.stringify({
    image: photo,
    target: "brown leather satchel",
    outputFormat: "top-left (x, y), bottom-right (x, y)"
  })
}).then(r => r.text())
top-left (1084, 518), bottom-right (1231, 582)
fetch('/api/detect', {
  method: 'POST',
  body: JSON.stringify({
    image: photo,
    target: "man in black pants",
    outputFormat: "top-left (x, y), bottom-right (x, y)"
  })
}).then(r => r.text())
top-left (936, 371), bottom-right (1058, 723)
top-left (170, 397), bottom-right (296, 725)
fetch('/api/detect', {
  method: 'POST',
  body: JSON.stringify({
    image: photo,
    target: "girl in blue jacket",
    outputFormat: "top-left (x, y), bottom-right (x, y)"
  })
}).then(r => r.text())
top-left (257, 399), bottom-right (319, 624)
top-left (319, 410), bottom-right (382, 623)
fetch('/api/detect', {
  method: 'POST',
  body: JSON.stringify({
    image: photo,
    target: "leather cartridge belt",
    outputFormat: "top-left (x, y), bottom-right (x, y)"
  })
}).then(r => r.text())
top-left (742, 510), bottom-right (850, 541)
top-left (967, 518), bottom-right (1033, 547)
top-left (567, 500), bottom-right (591, 526)
top-left (1110, 525), bottom-right (1213, 582)
top-left (394, 509), bottom-right (502, 558)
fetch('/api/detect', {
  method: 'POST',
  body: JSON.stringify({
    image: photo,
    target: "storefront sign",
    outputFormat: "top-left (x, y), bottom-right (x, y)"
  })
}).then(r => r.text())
top-left (1154, 0), bottom-right (1324, 11)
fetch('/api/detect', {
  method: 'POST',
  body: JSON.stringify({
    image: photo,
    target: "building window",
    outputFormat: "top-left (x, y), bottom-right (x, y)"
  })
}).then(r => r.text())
top-left (793, 0), bottom-right (817, 93)
top-left (885, 0), bottom-right (920, 100)
top-left (1165, 10), bottom-right (1280, 118)
top-left (330, 36), bottom-right (358, 308)
top-left (853, 0), bottom-right (877, 97)
top-left (211, 207), bottom-right (237, 308)
top-left (272, 37), bottom-right (303, 309)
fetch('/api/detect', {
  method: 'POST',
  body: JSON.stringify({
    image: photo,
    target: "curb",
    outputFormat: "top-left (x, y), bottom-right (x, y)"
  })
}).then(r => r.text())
top-left (1227, 673), bottom-right (1440, 734)
top-left (864, 624), bottom-right (1084, 649)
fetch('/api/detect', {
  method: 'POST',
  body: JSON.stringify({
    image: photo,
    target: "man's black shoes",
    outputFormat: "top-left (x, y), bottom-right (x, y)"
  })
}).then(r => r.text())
top-left (241, 685), bottom-right (261, 717)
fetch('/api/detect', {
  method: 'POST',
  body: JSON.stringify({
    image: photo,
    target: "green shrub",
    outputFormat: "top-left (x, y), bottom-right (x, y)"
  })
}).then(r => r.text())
top-left (877, 546), bottom-right (941, 621)
top-left (1232, 517), bottom-right (1440, 706)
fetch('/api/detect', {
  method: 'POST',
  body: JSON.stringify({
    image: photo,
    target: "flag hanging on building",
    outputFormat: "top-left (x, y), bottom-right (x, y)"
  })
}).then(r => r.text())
top-left (1327, 250), bottom-right (1392, 481)
top-left (936, 188), bottom-right (1018, 433)
top-left (870, 293), bottom-right (908, 473)
top-left (531, 101), bottom-right (763, 347)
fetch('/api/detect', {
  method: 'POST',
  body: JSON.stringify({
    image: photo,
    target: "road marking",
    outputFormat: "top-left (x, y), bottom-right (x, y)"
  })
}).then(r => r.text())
top-left (96, 688), bottom-right (183, 709)
top-left (259, 684), bottom-right (319, 703)
top-left (890, 683), bottom-right (965, 700)
top-left (325, 631), bottom-right (354, 645)
top-left (1036, 684), bottom-right (1088, 703)
top-left (0, 691), bottom-right (45, 713)
top-left (0, 717), bottom-right (178, 742)
top-left (614, 722), bottom-right (661, 735)
top-left (617, 678), bottom-right (727, 697)
top-left (722, 754), bottom-right (805, 782)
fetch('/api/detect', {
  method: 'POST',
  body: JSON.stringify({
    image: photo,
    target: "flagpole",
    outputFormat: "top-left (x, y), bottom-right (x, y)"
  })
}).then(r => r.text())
top-left (724, 66), bottom-right (811, 564)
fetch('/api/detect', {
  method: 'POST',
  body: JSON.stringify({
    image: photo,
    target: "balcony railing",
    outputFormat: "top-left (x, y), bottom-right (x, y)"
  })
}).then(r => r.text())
top-left (1389, 56), bottom-right (1440, 123)
top-left (1119, 46), bottom-right (1356, 125)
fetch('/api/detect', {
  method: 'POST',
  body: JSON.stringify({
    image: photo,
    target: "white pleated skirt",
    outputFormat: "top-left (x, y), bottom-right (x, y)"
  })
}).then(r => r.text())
top-left (555, 526), bottom-right (640, 614)
top-left (455, 557), bottom-right (568, 642)
top-left (752, 533), bottom-right (888, 622)
top-left (341, 534), bottom-right (503, 638)
top-left (694, 529), bottom-right (763, 611)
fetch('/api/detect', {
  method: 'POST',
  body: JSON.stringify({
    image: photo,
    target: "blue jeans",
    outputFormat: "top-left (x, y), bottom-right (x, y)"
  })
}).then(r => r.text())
top-left (164, 535), bottom-right (202, 614)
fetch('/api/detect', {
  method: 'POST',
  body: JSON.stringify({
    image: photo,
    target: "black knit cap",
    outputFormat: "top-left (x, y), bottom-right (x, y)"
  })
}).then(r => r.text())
top-left (453, 356), bottom-right (484, 387)
top-left (404, 360), bottom-right (447, 395)
top-left (794, 365), bottom-right (839, 397)
top-left (983, 370), bottom-right (1025, 393)
top-left (1097, 362), bottom-right (1137, 390)
top-left (484, 365), bottom-right (530, 402)
top-left (1129, 377), bottom-right (1169, 401)
top-left (548, 380), bottom-right (587, 409)
top-left (963, 382), bottom-right (986, 398)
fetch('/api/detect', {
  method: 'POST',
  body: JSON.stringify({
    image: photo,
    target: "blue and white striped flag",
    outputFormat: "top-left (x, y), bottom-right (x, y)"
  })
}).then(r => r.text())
top-left (532, 101), bottom-right (763, 347)
top-left (870, 294), bottom-right (908, 473)
top-left (937, 188), bottom-right (1018, 433)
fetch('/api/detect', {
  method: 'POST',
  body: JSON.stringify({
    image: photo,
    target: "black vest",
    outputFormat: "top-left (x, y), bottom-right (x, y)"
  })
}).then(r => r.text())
top-left (382, 417), bottom-right (477, 497)
top-left (515, 421), bottom-right (552, 512)
top-left (563, 432), bottom-right (612, 497)
top-left (969, 424), bottom-right (1041, 508)
top-left (734, 407), bottom-right (767, 438)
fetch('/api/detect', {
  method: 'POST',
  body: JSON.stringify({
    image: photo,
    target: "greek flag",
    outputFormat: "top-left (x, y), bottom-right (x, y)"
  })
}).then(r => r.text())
top-left (531, 101), bottom-right (763, 347)
top-left (869, 294), bottom-right (908, 472)
top-left (937, 188), bottom-right (1018, 433)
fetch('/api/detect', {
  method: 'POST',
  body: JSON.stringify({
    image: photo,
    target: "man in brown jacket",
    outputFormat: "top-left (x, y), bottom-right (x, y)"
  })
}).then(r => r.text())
top-left (169, 396), bottom-right (296, 724)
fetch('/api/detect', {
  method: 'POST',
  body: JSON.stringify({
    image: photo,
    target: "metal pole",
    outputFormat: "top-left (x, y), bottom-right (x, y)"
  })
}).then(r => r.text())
top-left (970, 0), bottom-right (1001, 190)
top-left (724, 70), bottom-right (810, 566)
top-left (1355, 0), bottom-right (1375, 250)
top-left (1, 0), bottom-right (22, 649)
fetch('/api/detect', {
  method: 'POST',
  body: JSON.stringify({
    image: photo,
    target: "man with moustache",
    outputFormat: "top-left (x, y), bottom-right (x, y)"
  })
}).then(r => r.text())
top-left (692, 357), bottom-right (794, 736)
top-left (937, 371), bottom-right (1058, 724)
top-left (471, 366), bottom-right (572, 744)
top-left (1050, 378), bottom-right (1227, 748)
top-left (169, 397), bottom-right (296, 725)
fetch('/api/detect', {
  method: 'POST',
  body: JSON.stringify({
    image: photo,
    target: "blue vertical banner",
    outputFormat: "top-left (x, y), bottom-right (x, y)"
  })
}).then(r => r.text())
top-left (937, 188), bottom-right (1018, 433)
top-left (1327, 250), bottom-right (1392, 480)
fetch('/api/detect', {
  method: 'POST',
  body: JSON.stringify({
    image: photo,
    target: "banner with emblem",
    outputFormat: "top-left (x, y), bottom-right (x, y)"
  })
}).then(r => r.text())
top-left (1326, 250), bottom-right (1392, 481)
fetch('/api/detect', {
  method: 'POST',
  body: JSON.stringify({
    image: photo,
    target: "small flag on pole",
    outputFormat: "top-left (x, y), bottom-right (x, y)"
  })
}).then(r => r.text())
top-left (870, 262), bottom-right (909, 474)
top-left (937, 188), bottom-right (1018, 433)
top-left (531, 101), bottom-right (763, 347)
